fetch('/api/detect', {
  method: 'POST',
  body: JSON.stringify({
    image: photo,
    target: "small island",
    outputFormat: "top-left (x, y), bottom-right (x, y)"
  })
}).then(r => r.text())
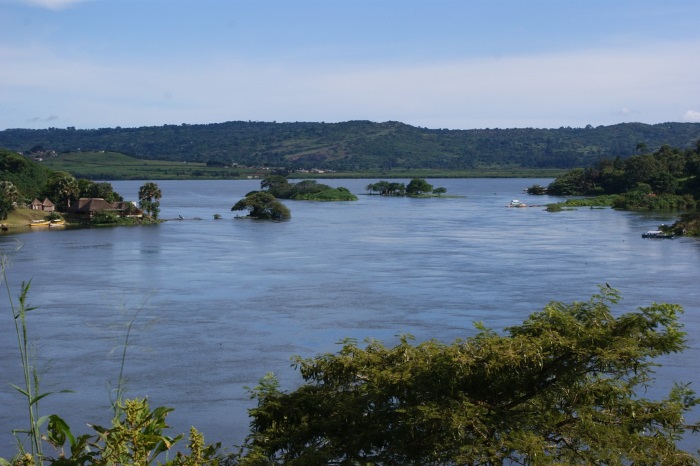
top-left (365, 178), bottom-right (447, 197)
top-left (230, 176), bottom-right (358, 221)
top-left (259, 175), bottom-right (358, 201)
top-left (232, 191), bottom-right (291, 221)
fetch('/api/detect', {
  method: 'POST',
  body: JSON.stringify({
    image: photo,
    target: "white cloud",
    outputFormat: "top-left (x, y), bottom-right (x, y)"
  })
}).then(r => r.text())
top-left (682, 110), bottom-right (700, 123)
top-left (21, 0), bottom-right (90, 10)
top-left (1, 39), bottom-right (699, 129)
top-left (618, 107), bottom-right (639, 116)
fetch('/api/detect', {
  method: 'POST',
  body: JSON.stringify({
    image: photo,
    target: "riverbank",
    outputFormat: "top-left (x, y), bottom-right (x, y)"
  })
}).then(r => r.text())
top-left (1, 208), bottom-right (55, 232)
top-left (1, 208), bottom-right (166, 235)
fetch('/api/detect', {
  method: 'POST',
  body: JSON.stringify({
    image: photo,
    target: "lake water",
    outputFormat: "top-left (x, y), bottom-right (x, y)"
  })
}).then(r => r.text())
top-left (1, 178), bottom-right (700, 457)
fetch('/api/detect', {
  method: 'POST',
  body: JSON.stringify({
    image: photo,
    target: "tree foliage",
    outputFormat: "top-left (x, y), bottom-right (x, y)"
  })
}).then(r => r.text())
top-left (234, 288), bottom-right (698, 465)
top-left (0, 181), bottom-right (20, 219)
top-left (43, 172), bottom-right (79, 210)
top-left (33, 399), bottom-right (222, 466)
top-left (232, 192), bottom-right (291, 220)
top-left (547, 142), bottom-right (700, 211)
top-left (259, 176), bottom-right (357, 201)
top-left (366, 181), bottom-right (406, 196)
top-left (366, 178), bottom-right (445, 197)
top-left (138, 182), bottom-right (162, 219)
top-left (2, 122), bottom-right (699, 172)
top-left (405, 177), bottom-right (434, 195)
top-left (78, 180), bottom-right (123, 203)
top-left (0, 148), bottom-right (51, 201)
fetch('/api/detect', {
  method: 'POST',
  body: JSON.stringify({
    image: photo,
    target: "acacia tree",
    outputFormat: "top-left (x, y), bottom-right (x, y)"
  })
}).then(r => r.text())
top-left (232, 192), bottom-right (290, 220)
top-left (432, 186), bottom-right (447, 197)
top-left (234, 287), bottom-right (699, 465)
top-left (366, 181), bottom-right (406, 196)
top-left (260, 175), bottom-right (291, 198)
top-left (406, 177), bottom-right (433, 195)
top-left (138, 182), bottom-right (162, 219)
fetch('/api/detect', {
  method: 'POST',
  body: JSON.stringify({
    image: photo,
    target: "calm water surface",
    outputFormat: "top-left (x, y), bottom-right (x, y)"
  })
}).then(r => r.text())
top-left (1, 178), bottom-right (699, 456)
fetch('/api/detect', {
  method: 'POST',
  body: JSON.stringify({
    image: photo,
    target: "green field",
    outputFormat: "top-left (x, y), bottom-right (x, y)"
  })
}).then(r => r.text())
top-left (40, 151), bottom-right (263, 180)
top-left (41, 152), bottom-right (565, 180)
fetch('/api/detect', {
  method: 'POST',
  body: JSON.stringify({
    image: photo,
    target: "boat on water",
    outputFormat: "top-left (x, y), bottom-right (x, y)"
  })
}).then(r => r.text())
top-left (49, 218), bottom-right (66, 227)
top-left (507, 199), bottom-right (527, 208)
top-left (29, 219), bottom-right (51, 227)
top-left (642, 230), bottom-right (674, 239)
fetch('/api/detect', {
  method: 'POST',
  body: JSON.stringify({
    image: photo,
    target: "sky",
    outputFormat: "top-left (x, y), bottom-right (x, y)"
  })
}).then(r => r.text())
top-left (1, 0), bottom-right (699, 131)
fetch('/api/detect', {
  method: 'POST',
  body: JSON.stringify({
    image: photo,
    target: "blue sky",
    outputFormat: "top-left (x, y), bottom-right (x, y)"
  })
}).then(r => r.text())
top-left (1, 0), bottom-right (699, 130)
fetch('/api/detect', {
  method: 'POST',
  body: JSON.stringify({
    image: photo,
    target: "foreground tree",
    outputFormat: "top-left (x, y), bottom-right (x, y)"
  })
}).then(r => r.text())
top-left (235, 287), bottom-right (698, 465)
top-left (232, 192), bottom-right (291, 220)
top-left (138, 182), bottom-right (162, 219)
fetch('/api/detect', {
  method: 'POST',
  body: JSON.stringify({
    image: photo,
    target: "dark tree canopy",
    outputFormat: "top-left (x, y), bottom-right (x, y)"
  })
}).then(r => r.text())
top-left (548, 142), bottom-right (700, 198)
top-left (366, 178), bottom-right (445, 197)
top-left (234, 288), bottom-right (698, 465)
top-left (0, 148), bottom-right (52, 200)
top-left (232, 191), bottom-right (291, 220)
top-left (259, 176), bottom-right (357, 201)
top-left (405, 177), bottom-right (434, 195)
top-left (43, 171), bottom-right (79, 210)
top-left (546, 142), bottom-right (700, 212)
top-left (2, 122), bottom-right (699, 172)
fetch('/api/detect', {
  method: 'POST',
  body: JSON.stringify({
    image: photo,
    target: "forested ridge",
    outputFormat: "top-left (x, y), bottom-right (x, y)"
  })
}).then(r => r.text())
top-left (2, 120), bottom-right (700, 171)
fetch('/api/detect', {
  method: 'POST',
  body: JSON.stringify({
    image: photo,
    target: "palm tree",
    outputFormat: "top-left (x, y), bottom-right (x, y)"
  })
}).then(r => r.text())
top-left (44, 172), bottom-right (79, 210)
top-left (138, 182), bottom-right (162, 219)
top-left (57, 175), bottom-right (79, 208)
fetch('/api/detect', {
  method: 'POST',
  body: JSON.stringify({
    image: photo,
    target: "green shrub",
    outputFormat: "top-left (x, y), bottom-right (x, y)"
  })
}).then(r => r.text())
top-left (90, 211), bottom-right (121, 225)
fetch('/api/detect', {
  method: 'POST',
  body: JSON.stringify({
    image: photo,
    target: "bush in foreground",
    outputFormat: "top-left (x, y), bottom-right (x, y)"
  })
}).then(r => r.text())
top-left (234, 287), bottom-right (698, 465)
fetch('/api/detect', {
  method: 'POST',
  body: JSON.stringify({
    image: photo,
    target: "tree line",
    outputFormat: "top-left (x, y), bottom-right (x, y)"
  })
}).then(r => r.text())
top-left (533, 141), bottom-right (700, 235)
top-left (2, 121), bottom-right (700, 171)
top-left (541, 141), bottom-right (700, 211)
top-left (365, 178), bottom-right (446, 196)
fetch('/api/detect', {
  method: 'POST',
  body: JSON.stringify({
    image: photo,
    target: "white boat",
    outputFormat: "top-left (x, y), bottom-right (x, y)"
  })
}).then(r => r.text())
top-left (507, 199), bottom-right (527, 208)
top-left (642, 230), bottom-right (674, 239)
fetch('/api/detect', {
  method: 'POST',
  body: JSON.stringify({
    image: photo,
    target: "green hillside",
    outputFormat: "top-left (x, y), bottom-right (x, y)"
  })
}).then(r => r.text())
top-left (2, 120), bottom-right (700, 173)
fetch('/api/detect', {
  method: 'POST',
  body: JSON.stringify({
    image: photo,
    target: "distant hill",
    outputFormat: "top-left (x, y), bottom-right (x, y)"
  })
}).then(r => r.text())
top-left (1, 121), bottom-right (699, 171)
